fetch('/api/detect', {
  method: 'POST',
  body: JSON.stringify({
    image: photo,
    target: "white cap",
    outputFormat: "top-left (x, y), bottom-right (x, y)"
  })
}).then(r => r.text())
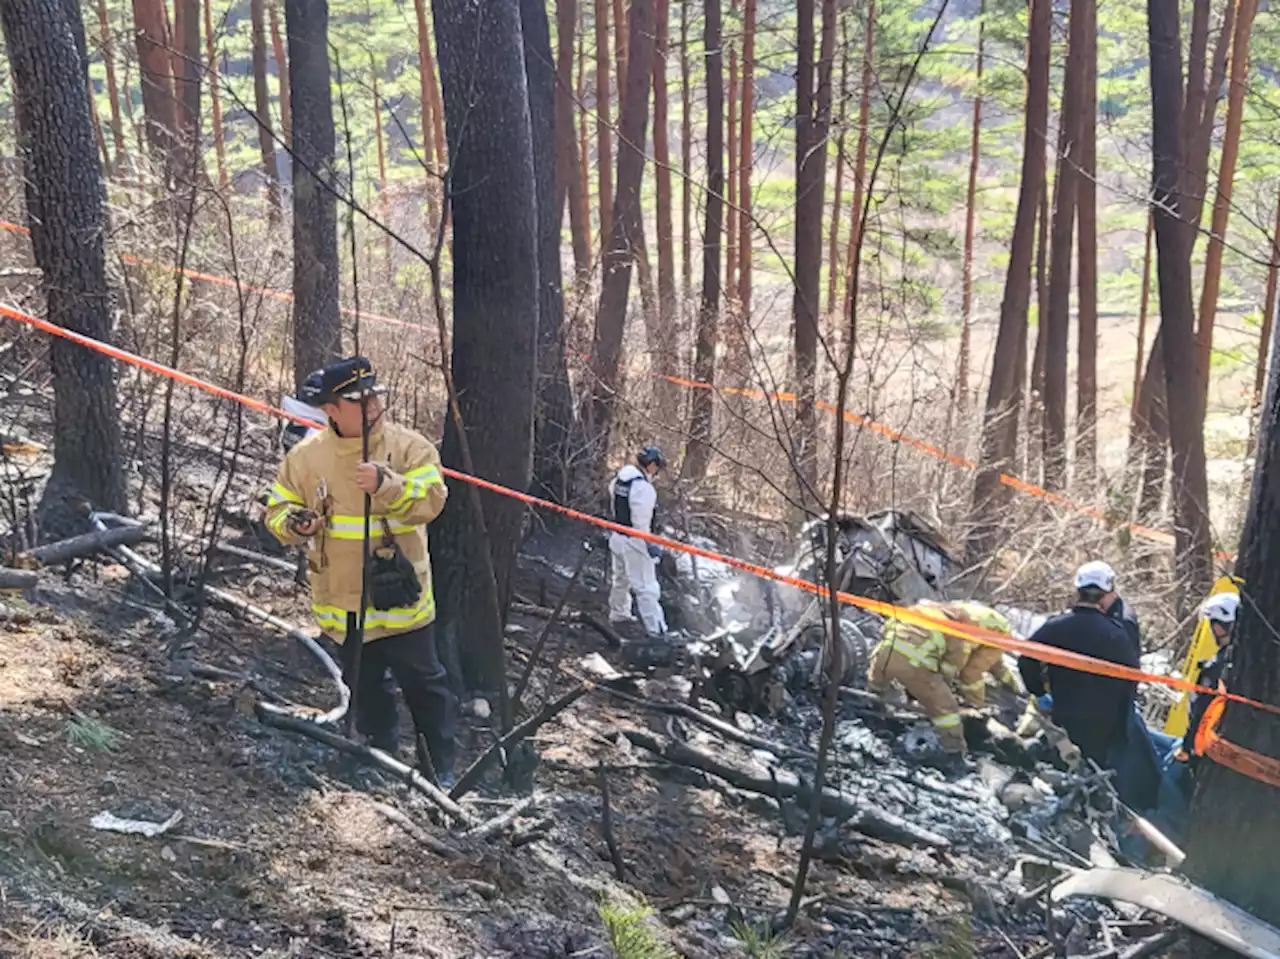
top-left (1201, 592), bottom-right (1239, 624)
top-left (1074, 560), bottom-right (1116, 592)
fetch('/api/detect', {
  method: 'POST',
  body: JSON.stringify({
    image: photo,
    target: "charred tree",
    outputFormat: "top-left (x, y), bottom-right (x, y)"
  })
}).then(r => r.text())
top-left (555, 0), bottom-right (591, 279)
top-left (1042, 0), bottom-right (1087, 491)
top-left (1075, 0), bottom-right (1098, 478)
top-left (594, 0), bottom-right (614, 244)
top-left (957, 1), bottom-right (984, 412)
top-left (968, 0), bottom-right (1050, 559)
top-left (1183, 284), bottom-right (1280, 932)
top-left (738, 0), bottom-right (754, 322)
top-left (204, 0), bottom-right (228, 189)
top-left (586, 0), bottom-right (657, 463)
top-left (432, 0), bottom-right (539, 686)
top-left (651, 0), bottom-right (680, 425)
top-left (522, 0), bottom-right (577, 504)
top-left (682, 0), bottom-right (722, 482)
top-left (250, 0), bottom-right (282, 217)
top-left (792, 0), bottom-right (836, 510)
top-left (131, 0), bottom-right (175, 170)
top-left (171, 0), bottom-right (201, 176)
top-left (680, 0), bottom-right (693, 304)
top-left (285, 0), bottom-right (342, 388)
top-left (1147, 0), bottom-right (1212, 601)
top-left (2, 0), bottom-right (126, 517)
top-left (1254, 192), bottom-right (1280, 429)
top-left (725, 1), bottom-right (737, 299)
top-left (842, 0), bottom-right (874, 322)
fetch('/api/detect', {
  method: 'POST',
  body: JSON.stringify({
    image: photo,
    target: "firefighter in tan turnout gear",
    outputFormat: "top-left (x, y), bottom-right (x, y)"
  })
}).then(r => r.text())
top-left (264, 357), bottom-right (459, 784)
top-left (867, 600), bottom-right (1014, 761)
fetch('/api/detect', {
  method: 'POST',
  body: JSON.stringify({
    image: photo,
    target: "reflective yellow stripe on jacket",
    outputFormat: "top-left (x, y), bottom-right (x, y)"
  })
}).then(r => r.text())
top-left (325, 514), bottom-right (419, 540)
top-left (387, 464), bottom-right (445, 516)
top-left (876, 619), bottom-right (946, 671)
top-left (265, 483), bottom-right (303, 536)
top-left (313, 586), bottom-right (436, 639)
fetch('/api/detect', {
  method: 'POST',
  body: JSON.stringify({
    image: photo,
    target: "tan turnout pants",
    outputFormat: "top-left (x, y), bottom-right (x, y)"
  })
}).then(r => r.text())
top-left (956, 645), bottom-right (1005, 708)
top-left (868, 644), bottom-right (966, 754)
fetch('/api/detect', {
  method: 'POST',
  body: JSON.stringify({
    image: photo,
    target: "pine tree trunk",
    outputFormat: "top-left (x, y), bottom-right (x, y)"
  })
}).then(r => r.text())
top-left (89, 86), bottom-right (112, 177)
top-left (682, 0), bottom-right (722, 481)
top-left (842, 0), bottom-right (874, 322)
top-left (555, 0), bottom-right (592, 280)
top-left (131, 0), bottom-right (175, 170)
top-left (737, 0), bottom-right (754, 325)
top-left (1182, 296), bottom-right (1280, 932)
top-left (1184, 0), bottom-right (1234, 240)
top-left (586, 0), bottom-right (656, 463)
top-left (957, 2), bottom-right (984, 414)
top-left (268, 1), bottom-right (291, 149)
top-left (967, 0), bottom-right (1050, 559)
top-left (652, 0), bottom-right (679, 424)
top-left (431, 0), bottom-right (540, 688)
top-left (204, 0), bottom-right (228, 189)
top-left (613, 0), bottom-right (627, 97)
top-left (826, 24), bottom-right (848, 319)
top-left (371, 57), bottom-right (391, 278)
top-left (792, 0), bottom-right (836, 510)
top-left (412, 0), bottom-right (439, 176)
top-left (680, 0), bottom-right (693, 307)
top-left (1028, 160), bottom-right (1050, 481)
top-left (1148, 0), bottom-right (1213, 604)
top-left (577, 12), bottom-right (592, 256)
top-left (2, 0), bottom-right (127, 517)
top-left (96, 0), bottom-right (126, 166)
top-left (1131, 213), bottom-right (1154, 421)
top-left (1194, 0), bottom-right (1256, 410)
top-left (171, 0), bottom-right (201, 176)
top-left (594, 0), bottom-right (614, 247)
top-left (250, 0), bottom-right (282, 217)
top-left (1075, 0), bottom-right (1098, 480)
top-left (1042, 0), bottom-right (1087, 491)
top-left (285, 0), bottom-right (342, 389)
top-left (725, 4), bottom-right (738, 300)
top-left (522, 0), bottom-right (578, 505)
top-left (1253, 191), bottom-right (1280, 424)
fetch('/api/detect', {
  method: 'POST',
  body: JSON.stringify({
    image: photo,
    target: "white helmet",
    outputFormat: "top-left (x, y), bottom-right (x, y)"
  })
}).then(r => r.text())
top-left (1074, 560), bottom-right (1116, 592)
top-left (1201, 592), bottom-right (1240, 625)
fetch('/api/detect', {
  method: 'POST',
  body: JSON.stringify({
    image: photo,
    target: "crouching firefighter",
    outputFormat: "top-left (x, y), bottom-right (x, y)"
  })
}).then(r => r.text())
top-left (608, 446), bottom-right (668, 637)
top-left (948, 602), bottom-right (1018, 708)
top-left (867, 602), bottom-right (991, 762)
top-left (264, 357), bottom-right (460, 785)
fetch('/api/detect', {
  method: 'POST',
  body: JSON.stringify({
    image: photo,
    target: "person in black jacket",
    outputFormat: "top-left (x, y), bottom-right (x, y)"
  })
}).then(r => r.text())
top-left (1019, 561), bottom-right (1140, 764)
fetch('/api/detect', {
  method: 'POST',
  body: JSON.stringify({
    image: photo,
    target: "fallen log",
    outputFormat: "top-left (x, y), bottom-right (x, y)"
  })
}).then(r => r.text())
top-left (597, 766), bottom-right (627, 880)
top-left (0, 567), bottom-right (39, 590)
top-left (449, 683), bottom-right (591, 800)
top-left (621, 729), bottom-right (949, 849)
top-left (256, 706), bottom-right (474, 827)
top-left (372, 801), bottom-right (463, 858)
top-left (461, 794), bottom-right (538, 842)
top-left (511, 601), bottom-right (622, 648)
top-left (25, 526), bottom-right (148, 567)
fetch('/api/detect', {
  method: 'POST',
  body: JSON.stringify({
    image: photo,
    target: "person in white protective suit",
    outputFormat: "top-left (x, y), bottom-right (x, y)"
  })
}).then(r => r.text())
top-left (608, 446), bottom-right (668, 637)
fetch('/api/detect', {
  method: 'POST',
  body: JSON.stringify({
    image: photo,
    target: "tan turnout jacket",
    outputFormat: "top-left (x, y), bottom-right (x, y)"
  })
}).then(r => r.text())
top-left (264, 421), bottom-right (448, 643)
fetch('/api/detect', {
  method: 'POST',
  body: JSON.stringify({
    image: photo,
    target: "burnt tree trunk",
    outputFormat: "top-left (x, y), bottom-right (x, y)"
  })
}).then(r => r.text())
top-left (585, 0), bottom-right (656, 466)
top-left (1042, 0), bottom-right (1087, 492)
top-left (1253, 190), bottom-right (1280, 432)
top-left (250, 0), bottom-right (282, 217)
top-left (2, 0), bottom-right (126, 518)
top-left (679, 0), bottom-right (693, 305)
top-left (171, 0), bottom-right (200, 177)
top-left (1075, 0), bottom-right (1098, 480)
top-left (1183, 282), bottom-right (1280, 934)
top-left (286, 0), bottom-right (342, 389)
top-left (651, 0), bottom-right (680, 429)
top-left (522, 0), bottom-right (577, 505)
top-left (682, 0), bottom-right (722, 482)
top-left (594, 0), bottom-right (614, 247)
top-left (967, 0), bottom-right (1050, 559)
top-left (432, 0), bottom-right (539, 687)
top-left (725, 5), bottom-right (737, 299)
top-left (791, 0), bottom-right (835, 512)
top-left (555, 0), bottom-right (591, 279)
top-left (1148, 0), bottom-right (1213, 604)
top-left (131, 0), bottom-right (175, 170)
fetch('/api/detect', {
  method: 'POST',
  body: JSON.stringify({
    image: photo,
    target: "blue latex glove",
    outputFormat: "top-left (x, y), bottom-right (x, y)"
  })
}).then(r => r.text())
top-left (1037, 694), bottom-right (1054, 713)
top-left (647, 542), bottom-right (664, 560)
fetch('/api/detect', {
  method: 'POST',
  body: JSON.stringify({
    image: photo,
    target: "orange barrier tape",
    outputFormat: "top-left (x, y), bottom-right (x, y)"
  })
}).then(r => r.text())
top-left (1206, 736), bottom-right (1280, 787)
top-left (0, 219), bottom-right (1210, 556)
top-left (2, 301), bottom-right (1276, 724)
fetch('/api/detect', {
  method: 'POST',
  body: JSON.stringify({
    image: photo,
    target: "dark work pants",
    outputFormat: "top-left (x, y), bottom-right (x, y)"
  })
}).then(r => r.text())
top-left (340, 616), bottom-right (459, 771)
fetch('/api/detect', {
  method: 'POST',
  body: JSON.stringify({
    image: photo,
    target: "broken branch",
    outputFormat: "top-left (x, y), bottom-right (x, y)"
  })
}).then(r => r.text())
top-left (598, 764), bottom-right (627, 880)
top-left (461, 794), bottom-right (538, 842)
top-left (372, 801), bottom-right (463, 858)
top-left (24, 525), bottom-right (149, 566)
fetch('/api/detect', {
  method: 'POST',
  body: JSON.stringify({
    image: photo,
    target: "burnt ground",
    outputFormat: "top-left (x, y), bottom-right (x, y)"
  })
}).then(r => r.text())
top-left (0, 369), bottom-right (1181, 959)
